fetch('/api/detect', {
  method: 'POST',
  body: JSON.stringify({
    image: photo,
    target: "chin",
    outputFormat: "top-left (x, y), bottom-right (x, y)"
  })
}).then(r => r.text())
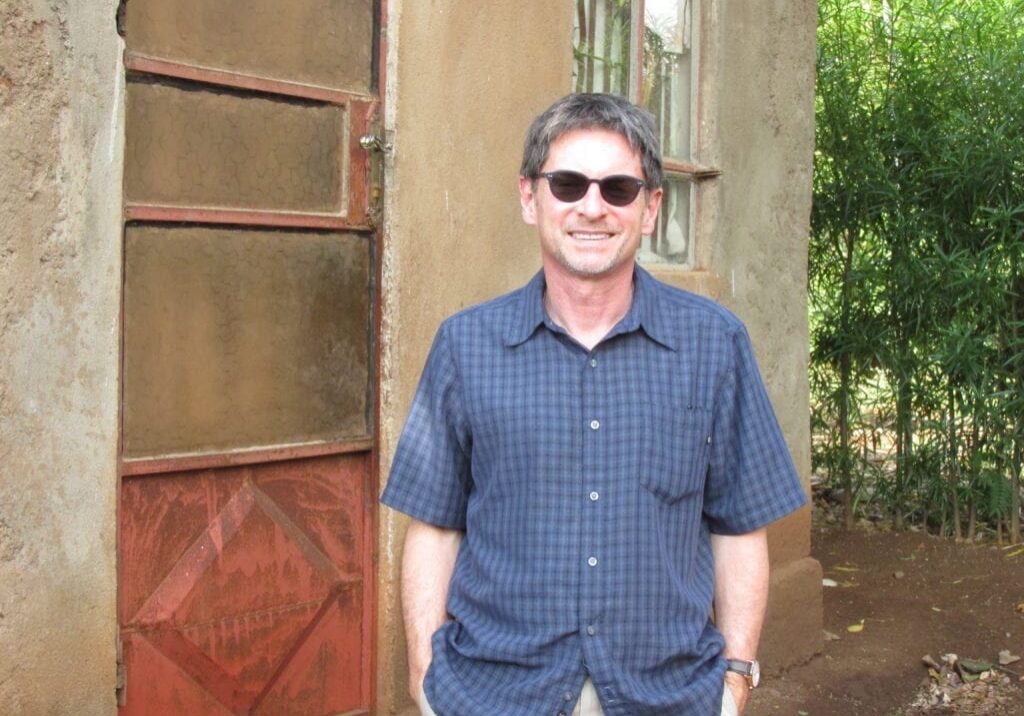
top-left (560, 248), bottom-right (634, 278)
top-left (561, 257), bottom-right (625, 278)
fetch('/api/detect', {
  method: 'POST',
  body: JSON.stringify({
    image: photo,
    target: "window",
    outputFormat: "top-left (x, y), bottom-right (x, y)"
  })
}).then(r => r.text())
top-left (573, 0), bottom-right (713, 266)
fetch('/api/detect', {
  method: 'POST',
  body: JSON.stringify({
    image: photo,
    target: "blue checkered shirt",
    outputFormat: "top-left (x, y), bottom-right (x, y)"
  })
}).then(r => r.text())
top-left (381, 266), bottom-right (807, 715)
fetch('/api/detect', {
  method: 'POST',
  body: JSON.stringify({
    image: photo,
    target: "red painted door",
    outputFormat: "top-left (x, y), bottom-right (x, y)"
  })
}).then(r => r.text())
top-left (117, 2), bottom-right (381, 713)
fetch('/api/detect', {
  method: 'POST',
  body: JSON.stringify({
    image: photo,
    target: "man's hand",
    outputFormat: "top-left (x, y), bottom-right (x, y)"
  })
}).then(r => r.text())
top-left (401, 519), bottom-right (463, 701)
top-left (724, 670), bottom-right (750, 714)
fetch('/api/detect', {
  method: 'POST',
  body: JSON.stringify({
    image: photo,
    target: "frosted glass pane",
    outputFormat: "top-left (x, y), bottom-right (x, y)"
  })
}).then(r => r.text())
top-left (125, 81), bottom-right (346, 213)
top-left (123, 226), bottom-right (371, 457)
top-left (125, 0), bottom-right (373, 93)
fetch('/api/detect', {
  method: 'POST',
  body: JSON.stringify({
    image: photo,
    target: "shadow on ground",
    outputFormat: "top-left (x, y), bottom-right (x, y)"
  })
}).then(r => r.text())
top-left (749, 526), bottom-right (1024, 715)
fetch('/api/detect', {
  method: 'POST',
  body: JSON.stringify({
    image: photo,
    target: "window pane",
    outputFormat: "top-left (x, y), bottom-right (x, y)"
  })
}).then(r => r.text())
top-left (643, 0), bottom-right (694, 158)
top-left (639, 176), bottom-right (692, 265)
top-left (572, 0), bottom-right (633, 95)
top-left (123, 226), bottom-right (371, 457)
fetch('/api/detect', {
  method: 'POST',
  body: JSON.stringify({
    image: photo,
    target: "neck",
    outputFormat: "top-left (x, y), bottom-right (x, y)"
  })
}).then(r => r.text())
top-left (542, 261), bottom-right (635, 350)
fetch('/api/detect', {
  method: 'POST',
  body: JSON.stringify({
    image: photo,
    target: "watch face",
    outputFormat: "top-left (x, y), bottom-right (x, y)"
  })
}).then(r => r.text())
top-left (727, 659), bottom-right (761, 688)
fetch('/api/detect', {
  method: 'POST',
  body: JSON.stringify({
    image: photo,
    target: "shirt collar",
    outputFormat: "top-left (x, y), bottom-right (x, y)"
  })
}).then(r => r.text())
top-left (504, 264), bottom-right (679, 351)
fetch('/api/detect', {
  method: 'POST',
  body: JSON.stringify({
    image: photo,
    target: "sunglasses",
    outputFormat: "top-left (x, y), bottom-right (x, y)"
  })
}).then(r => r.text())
top-left (539, 170), bottom-right (647, 207)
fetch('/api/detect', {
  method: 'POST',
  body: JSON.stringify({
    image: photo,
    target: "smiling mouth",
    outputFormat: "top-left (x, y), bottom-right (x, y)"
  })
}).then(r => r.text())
top-left (569, 231), bottom-right (615, 241)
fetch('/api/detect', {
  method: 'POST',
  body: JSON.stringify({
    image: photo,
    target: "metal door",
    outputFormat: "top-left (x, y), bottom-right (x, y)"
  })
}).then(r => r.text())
top-left (117, 2), bottom-right (382, 713)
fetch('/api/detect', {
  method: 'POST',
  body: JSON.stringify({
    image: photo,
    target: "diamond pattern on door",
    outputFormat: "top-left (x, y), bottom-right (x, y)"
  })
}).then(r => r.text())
top-left (119, 454), bottom-right (370, 715)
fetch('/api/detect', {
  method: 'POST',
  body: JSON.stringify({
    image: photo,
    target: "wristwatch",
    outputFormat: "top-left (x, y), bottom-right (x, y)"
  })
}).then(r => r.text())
top-left (725, 658), bottom-right (760, 688)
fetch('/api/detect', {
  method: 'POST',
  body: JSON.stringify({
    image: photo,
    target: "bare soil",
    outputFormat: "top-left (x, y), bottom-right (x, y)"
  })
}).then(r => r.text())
top-left (749, 525), bottom-right (1024, 716)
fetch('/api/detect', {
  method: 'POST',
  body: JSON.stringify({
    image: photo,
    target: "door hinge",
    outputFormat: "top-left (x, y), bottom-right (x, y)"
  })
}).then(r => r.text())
top-left (115, 633), bottom-right (127, 706)
top-left (359, 127), bottom-right (390, 229)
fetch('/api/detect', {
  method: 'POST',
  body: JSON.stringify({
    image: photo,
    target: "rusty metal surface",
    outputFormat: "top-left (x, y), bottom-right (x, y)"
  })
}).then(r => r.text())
top-left (124, 0), bottom-right (373, 93)
top-left (125, 80), bottom-right (347, 214)
top-left (124, 53), bottom-right (372, 105)
top-left (662, 158), bottom-right (720, 178)
top-left (122, 204), bottom-right (367, 231)
top-left (119, 454), bottom-right (371, 714)
top-left (122, 226), bottom-right (371, 458)
top-left (118, 2), bottom-right (381, 712)
top-left (120, 437), bottom-right (375, 477)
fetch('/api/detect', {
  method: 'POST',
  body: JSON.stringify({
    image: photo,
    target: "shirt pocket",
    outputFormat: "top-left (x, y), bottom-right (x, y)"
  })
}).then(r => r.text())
top-left (638, 406), bottom-right (713, 504)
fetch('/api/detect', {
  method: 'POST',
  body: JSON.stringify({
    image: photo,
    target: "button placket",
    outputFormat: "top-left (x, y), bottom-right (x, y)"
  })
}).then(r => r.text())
top-left (580, 349), bottom-right (604, 660)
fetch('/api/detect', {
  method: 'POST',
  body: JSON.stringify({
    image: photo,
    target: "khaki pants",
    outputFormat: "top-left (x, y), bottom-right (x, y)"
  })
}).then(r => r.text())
top-left (418, 678), bottom-right (740, 715)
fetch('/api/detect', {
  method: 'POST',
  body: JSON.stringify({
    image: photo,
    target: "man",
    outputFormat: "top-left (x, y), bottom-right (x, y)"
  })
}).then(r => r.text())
top-left (381, 93), bottom-right (807, 715)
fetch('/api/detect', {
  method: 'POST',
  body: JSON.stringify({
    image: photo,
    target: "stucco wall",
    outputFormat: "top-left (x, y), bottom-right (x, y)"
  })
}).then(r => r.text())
top-left (376, 2), bottom-right (575, 711)
top-left (377, 0), bottom-right (819, 711)
top-left (652, 0), bottom-right (823, 671)
top-left (714, 0), bottom-right (822, 669)
top-left (0, 1), bottom-right (122, 713)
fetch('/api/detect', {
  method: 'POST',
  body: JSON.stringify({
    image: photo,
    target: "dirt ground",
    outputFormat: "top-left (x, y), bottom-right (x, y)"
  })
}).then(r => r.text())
top-left (749, 525), bottom-right (1024, 716)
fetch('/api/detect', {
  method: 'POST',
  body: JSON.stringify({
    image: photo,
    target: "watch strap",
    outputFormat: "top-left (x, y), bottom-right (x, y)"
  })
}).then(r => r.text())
top-left (725, 658), bottom-right (759, 688)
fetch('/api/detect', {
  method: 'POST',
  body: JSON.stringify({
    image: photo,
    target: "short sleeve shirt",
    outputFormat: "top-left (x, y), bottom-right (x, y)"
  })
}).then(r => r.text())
top-left (381, 265), bottom-right (807, 716)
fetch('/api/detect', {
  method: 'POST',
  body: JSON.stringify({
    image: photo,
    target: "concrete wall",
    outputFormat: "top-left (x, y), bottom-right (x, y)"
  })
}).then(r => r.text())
top-left (0, 1), bottom-right (123, 713)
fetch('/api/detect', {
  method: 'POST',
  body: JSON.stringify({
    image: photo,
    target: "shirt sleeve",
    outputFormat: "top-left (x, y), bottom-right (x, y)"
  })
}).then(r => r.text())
top-left (702, 325), bottom-right (807, 534)
top-left (380, 321), bottom-right (473, 529)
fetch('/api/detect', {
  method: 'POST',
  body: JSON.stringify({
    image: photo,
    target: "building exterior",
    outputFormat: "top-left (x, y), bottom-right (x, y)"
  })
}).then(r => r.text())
top-left (0, 1), bottom-right (819, 713)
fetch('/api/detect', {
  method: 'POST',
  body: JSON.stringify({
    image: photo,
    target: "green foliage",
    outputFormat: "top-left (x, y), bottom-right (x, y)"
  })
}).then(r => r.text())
top-left (811, 0), bottom-right (1024, 540)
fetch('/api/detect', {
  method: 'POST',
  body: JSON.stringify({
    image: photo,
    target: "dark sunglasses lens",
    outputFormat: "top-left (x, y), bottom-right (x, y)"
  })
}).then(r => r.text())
top-left (547, 172), bottom-right (589, 202)
top-left (599, 177), bottom-right (642, 206)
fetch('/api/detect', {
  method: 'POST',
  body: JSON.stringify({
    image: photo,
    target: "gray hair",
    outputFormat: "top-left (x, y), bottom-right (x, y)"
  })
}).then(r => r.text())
top-left (520, 93), bottom-right (663, 189)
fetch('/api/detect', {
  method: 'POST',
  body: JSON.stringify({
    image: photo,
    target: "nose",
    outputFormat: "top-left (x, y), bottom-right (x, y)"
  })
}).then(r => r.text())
top-left (577, 181), bottom-right (608, 219)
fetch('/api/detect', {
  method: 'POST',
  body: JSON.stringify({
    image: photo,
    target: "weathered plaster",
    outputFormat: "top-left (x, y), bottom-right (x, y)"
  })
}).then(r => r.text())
top-left (376, 2), bottom-right (574, 711)
top-left (713, 0), bottom-right (822, 669)
top-left (376, 1), bottom-right (820, 710)
top-left (0, 0), bottom-right (122, 712)
top-left (617, 0), bottom-right (823, 670)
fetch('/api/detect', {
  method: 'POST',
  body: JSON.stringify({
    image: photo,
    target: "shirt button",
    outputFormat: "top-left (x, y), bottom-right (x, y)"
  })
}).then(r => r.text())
top-left (564, 691), bottom-right (574, 701)
top-left (558, 712), bottom-right (566, 716)
top-left (589, 491), bottom-right (599, 501)
top-left (587, 556), bottom-right (598, 567)
top-left (589, 358), bottom-right (598, 368)
top-left (589, 419), bottom-right (600, 430)
top-left (586, 625), bottom-right (596, 636)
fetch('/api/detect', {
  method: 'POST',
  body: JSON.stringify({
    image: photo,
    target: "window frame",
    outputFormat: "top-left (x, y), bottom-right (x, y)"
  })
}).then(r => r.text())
top-left (574, 0), bottom-right (720, 267)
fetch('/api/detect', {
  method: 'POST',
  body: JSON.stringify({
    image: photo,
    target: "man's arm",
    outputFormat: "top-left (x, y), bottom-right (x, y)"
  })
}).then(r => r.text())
top-left (711, 527), bottom-right (769, 714)
top-left (401, 518), bottom-right (463, 702)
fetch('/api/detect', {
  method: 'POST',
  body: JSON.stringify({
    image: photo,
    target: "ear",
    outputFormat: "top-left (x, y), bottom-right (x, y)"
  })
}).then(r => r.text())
top-left (640, 187), bottom-right (664, 236)
top-left (519, 176), bottom-right (538, 226)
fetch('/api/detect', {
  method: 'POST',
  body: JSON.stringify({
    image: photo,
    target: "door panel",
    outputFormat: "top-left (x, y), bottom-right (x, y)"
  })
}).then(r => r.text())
top-left (118, 0), bottom-right (379, 712)
top-left (120, 455), bottom-right (371, 715)
top-left (122, 226), bottom-right (371, 457)
top-left (125, 0), bottom-right (374, 92)
top-left (125, 82), bottom-right (348, 214)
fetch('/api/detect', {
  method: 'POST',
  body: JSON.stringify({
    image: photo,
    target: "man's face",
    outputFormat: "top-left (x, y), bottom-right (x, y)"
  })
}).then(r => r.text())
top-left (519, 128), bottom-right (662, 281)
